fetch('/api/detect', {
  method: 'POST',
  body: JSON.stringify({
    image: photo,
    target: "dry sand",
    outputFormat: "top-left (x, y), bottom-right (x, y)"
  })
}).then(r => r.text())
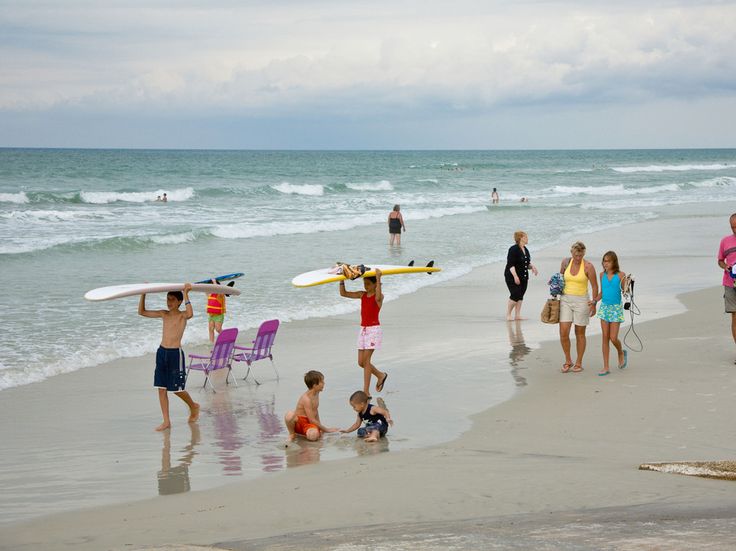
top-left (2, 207), bottom-right (736, 550)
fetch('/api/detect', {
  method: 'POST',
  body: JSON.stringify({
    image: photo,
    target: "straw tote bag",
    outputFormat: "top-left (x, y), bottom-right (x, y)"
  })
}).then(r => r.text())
top-left (541, 298), bottom-right (560, 324)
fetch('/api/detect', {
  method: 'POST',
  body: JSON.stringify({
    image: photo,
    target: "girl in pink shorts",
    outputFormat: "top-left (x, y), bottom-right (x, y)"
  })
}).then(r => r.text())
top-left (339, 269), bottom-right (389, 398)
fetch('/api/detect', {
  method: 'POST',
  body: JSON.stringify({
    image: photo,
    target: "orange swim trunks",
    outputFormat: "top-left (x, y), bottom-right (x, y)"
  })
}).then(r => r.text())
top-left (294, 415), bottom-right (319, 436)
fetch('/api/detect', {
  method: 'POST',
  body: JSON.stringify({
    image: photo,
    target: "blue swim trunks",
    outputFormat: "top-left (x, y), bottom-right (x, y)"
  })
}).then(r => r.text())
top-left (154, 346), bottom-right (187, 392)
top-left (358, 421), bottom-right (388, 438)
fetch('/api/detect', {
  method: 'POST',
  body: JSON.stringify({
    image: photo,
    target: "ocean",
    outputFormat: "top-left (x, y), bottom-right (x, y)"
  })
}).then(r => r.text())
top-left (2, 148), bottom-right (736, 390)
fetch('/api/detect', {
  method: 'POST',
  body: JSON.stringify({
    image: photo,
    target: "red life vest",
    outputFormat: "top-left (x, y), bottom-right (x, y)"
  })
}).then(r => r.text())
top-left (360, 292), bottom-right (380, 327)
top-left (206, 294), bottom-right (226, 315)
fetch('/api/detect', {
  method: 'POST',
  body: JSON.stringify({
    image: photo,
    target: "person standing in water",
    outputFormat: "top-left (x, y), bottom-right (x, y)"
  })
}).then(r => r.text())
top-left (504, 231), bottom-right (538, 321)
top-left (491, 187), bottom-right (499, 204)
top-left (388, 204), bottom-right (406, 246)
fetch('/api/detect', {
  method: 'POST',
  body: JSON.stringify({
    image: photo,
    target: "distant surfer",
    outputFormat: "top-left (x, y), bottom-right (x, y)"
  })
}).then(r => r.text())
top-left (491, 188), bottom-right (499, 204)
top-left (155, 195), bottom-right (162, 202)
top-left (162, 193), bottom-right (168, 203)
top-left (339, 268), bottom-right (389, 398)
top-left (138, 283), bottom-right (199, 431)
top-left (388, 204), bottom-right (406, 246)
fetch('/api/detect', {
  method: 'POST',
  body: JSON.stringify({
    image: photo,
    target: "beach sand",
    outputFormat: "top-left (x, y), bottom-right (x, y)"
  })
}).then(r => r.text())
top-left (2, 206), bottom-right (736, 550)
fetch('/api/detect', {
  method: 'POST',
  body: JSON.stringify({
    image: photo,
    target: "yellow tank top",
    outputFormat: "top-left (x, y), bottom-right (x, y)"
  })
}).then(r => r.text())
top-left (563, 260), bottom-right (589, 296)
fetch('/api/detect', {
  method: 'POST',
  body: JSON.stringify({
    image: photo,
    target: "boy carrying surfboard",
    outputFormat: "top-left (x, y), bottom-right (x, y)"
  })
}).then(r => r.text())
top-left (138, 283), bottom-right (200, 431)
top-left (339, 268), bottom-right (388, 398)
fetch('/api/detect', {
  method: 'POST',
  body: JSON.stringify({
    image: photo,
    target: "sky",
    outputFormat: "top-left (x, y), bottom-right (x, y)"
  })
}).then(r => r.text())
top-left (1, 0), bottom-right (735, 149)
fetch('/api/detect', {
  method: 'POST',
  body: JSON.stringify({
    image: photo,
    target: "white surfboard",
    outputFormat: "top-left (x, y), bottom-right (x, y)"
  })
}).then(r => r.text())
top-left (84, 283), bottom-right (242, 302)
top-left (292, 263), bottom-right (440, 288)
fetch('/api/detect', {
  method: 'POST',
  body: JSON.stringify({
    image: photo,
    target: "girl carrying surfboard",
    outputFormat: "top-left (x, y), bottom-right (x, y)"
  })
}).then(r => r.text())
top-left (339, 268), bottom-right (389, 398)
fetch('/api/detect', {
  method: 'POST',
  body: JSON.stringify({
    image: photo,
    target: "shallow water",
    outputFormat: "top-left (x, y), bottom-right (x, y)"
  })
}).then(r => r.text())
top-left (2, 148), bottom-right (736, 389)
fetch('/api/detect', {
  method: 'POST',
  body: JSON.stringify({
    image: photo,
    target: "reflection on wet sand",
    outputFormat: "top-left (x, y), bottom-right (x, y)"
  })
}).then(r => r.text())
top-left (285, 440), bottom-right (323, 467)
top-left (209, 390), bottom-right (285, 476)
top-left (210, 391), bottom-right (244, 475)
top-left (157, 423), bottom-right (200, 495)
top-left (507, 320), bottom-right (531, 387)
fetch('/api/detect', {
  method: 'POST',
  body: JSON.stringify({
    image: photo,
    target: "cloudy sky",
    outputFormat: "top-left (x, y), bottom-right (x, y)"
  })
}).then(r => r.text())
top-left (1, 0), bottom-right (735, 149)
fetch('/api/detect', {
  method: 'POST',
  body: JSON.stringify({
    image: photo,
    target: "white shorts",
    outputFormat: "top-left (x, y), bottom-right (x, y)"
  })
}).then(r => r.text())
top-left (357, 325), bottom-right (382, 350)
top-left (559, 294), bottom-right (591, 326)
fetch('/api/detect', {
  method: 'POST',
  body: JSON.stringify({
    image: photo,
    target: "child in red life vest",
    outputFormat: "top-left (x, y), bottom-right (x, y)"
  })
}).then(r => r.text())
top-left (206, 279), bottom-right (227, 343)
top-left (338, 268), bottom-right (388, 398)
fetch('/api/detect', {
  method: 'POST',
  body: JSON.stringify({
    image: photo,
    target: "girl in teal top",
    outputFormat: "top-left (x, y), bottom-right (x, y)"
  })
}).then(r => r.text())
top-left (594, 251), bottom-right (628, 375)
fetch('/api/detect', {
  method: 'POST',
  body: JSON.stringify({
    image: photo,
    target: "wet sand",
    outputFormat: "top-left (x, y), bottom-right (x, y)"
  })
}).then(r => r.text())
top-left (2, 206), bottom-right (736, 550)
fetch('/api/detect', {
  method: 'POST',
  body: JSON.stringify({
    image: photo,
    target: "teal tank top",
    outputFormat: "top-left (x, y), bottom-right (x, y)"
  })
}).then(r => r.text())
top-left (601, 273), bottom-right (622, 305)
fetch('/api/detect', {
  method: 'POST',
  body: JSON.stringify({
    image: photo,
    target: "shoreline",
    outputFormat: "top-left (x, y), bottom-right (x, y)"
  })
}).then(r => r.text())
top-left (1, 205), bottom-right (735, 549)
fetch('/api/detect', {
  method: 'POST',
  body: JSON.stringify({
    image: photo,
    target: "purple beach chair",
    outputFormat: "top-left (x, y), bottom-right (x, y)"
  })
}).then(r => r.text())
top-left (233, 319), bottom-right (280, 384)
top-left (187, 327), bottom-right (239, 392)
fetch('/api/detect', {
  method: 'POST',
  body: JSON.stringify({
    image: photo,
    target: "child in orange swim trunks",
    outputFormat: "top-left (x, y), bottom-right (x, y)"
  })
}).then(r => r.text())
top-left (284, 370), bottom-right (338, 442)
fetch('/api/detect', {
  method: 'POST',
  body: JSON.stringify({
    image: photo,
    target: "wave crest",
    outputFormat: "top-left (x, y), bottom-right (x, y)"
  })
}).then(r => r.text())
top-left (345, 180), bottom-right (394, 191)
top-left (0, 191), bottom-right (29, 204)
top-left (271, 183), bottom-right (324, 196)
top-left (80, 187), bottom-right (194, 204)
top-left (612, 163), bottom-right (736, 173)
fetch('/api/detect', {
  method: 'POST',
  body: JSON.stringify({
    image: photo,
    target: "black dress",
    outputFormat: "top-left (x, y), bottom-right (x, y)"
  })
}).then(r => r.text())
top-left (504, 244), bottom-right (530, 302)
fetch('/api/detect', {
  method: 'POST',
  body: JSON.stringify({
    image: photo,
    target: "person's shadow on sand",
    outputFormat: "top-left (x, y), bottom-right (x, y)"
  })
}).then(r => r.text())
top-left (507, 320), bottom-right (531, 387)
top-left (157, 423), bottom-right (200, 495)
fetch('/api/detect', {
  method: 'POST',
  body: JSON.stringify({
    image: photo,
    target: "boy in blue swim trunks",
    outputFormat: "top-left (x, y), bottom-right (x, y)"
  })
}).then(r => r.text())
top-left (341, 390), bottom-right (393, 442)
top-left (139, 283), bottom-right (199, 431)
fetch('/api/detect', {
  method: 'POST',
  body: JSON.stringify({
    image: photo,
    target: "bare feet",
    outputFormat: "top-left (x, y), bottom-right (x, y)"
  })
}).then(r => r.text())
top-left (365, 435), bottom-right (378, 442)
top-left (155, 422), bottom-right (171, 431)
top-left (188, 403), bottom-right (200, 423)
top-left (514, 317), bottom-right (527, 321)
top-left (572, 364), bottom-right (583, 372)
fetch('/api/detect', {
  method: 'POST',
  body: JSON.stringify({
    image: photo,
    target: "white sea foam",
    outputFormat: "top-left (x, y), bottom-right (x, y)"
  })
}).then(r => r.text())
top-left (406, 205), bottom-right (486, 219)
top-left (689, 176), bottom-right (736, 188)
top-left (345, 180), bottom-right (393, 191)
top-left (612, 163), bottom-right (736, 173)
top-left (211, 215), bottom-right (382, 239)
top-left (551, 184), bottom-right (680, 196)
top-left (80, 187), bottom-right (194, 203)
top-left (417, 178), bottom-right (439, 183)
top-left (271, 182), bottom-right (324, 196)
top-left (149, 232), bottom-right (197, 244)
top-left (0, 191), bottom-right (29, 204)
top-left (1, 209), bottom-right (105, 222)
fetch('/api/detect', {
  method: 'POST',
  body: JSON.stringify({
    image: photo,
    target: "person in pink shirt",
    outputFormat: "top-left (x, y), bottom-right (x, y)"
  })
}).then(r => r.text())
top-left (717, 213), bottom-right (736, 362)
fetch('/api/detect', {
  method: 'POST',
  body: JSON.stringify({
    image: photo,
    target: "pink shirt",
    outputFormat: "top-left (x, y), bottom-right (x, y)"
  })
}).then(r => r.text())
top-left (718, 234), bottom-right (736, 286)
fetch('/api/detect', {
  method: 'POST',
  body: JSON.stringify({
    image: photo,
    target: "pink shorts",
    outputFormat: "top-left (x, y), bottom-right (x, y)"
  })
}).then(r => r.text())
top-left (357, 325), bottom-right (382, 350)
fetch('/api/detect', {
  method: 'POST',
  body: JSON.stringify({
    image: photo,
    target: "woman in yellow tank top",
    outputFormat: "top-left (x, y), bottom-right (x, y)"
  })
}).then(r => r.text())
top-left (559, 242), bottom-right (599, 373)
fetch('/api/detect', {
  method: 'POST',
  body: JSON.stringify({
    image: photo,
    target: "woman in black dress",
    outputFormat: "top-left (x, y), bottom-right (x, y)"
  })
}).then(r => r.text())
top-left (504, 231), bottom-right (538, 320)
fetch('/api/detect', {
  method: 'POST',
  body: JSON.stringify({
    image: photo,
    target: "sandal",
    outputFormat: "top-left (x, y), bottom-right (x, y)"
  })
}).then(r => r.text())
top-left (561, 363), bottom-right (572, 373)
top-left (572, 364), bottom-right (583, 372)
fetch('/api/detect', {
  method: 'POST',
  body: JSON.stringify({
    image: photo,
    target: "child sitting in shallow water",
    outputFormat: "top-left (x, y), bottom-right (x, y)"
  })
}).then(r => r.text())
top-left (341, 391), bottom-right (393, 442)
